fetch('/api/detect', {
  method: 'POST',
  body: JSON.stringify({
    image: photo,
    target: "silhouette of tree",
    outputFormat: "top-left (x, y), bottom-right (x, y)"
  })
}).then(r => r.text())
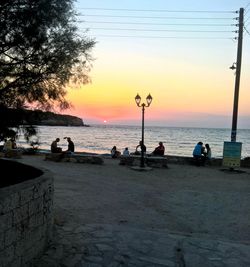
top-left (0, 0), bottom-right (95, 141)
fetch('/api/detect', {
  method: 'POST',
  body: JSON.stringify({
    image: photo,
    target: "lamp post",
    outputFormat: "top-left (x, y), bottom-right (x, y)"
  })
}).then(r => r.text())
top-left (135, 93), bottom-right (153, 168)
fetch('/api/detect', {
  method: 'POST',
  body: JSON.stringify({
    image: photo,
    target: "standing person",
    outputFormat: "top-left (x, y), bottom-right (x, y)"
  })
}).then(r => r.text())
top-left (152, 142), bottom-right (165, 156)
top-left (135, 140), bottom-right (146, 155)
top-left (192, 141), bottom-right (205, 166)
top-left (51, 138), bottom-right (62, 153)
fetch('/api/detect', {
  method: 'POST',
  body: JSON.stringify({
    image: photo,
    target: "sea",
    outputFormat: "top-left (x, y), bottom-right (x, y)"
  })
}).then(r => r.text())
top-left (14, 125), bottom-right (250, 159)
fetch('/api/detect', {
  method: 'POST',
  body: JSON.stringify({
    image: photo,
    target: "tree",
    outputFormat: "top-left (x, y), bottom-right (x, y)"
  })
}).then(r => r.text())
top-left (0, 0), bottom-right (95, 141)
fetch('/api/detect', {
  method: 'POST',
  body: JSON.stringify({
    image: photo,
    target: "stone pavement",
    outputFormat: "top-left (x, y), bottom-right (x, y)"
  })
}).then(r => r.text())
top-left (18, 155), bottom-right (250, 267)
top-left (34, 222), bottom-right (250, 267)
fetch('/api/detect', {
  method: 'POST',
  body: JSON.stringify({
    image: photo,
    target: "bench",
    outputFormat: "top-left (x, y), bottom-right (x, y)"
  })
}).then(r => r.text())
top-left (146, 156), bottom-right (168, 168)
top-left (166, 155), bottom-right (223, 167)
top-left (2, 149), bottom-right (22, 159)
top-left (119, 155), bottom-right (168, 168)
top-left (45, 153), bottom-right (104, 165)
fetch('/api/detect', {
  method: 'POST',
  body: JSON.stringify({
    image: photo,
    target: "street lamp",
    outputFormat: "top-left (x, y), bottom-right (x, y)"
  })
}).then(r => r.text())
top-left (135, 93), bottom-right (153, 168)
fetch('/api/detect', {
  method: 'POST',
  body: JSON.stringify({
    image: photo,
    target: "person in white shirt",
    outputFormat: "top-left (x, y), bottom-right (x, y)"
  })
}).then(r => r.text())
top-left (123, 147), bottom-right (130, 156)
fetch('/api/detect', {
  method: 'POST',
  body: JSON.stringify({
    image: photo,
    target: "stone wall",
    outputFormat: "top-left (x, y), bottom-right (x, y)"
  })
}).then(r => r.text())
top-left (167, 155), bottom-right (250, 167)
top-left (0, 168), bottom-right (54, 267)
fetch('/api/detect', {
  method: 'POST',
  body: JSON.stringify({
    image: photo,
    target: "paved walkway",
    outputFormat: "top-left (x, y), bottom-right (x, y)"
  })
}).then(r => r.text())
top-left (34, 222), bottom-right (250, 267)
top-left (19, 155), bottom-right (250, 267)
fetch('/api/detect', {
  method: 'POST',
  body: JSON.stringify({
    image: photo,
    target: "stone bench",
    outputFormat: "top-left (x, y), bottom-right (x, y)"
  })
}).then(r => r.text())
top-left (167, 155), bottom-right (223, 166)
top-left (119, 156), bottom-right (136, 166)
top-left (3, 149), bottom-right (22, 159)
top-left (44, 153), bottom-right (63, 162)
top-left (119, 155), bottom-right (168, 168)
top-left (119, 155), bottom-right (141, 166)
top-left (45, 153), bottom-right (104, 165)
top-left (146, 156), bottom-right (168, 168)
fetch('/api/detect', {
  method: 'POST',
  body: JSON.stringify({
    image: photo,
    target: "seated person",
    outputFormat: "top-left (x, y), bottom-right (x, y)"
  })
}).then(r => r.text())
top-left (65, 137), bottom-right (75, 153)
top-left (152, 142), bottom-right (165, 156)
top-left (204, 143), bottom-right (212, 165)
top-left (111, 146), bottom-right (121, 158)
top-left (205, 143), bottom-right (211, 160)
top-left (135, 140), bottom-right (146, 155)
top-left (192, 141), bottom-right (205, 165)
top-left (11, 138), bottom-right (17, 149)
top-left (123, 147), bottom-right (130, 157)
top-left (3, 138), bottom-right (13, 151)
top-left (51, 138), bottom-right (62, 153)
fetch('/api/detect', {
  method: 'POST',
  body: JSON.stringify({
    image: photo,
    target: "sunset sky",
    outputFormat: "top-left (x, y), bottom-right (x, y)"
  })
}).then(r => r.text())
top-left (66, 0), bottom-right (250, 128)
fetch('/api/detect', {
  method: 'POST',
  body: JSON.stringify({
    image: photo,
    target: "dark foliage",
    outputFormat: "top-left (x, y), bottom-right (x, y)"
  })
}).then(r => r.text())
top-left (0, 0), bottom-right (95, 140)
top-left (0, 105), bottom-right (41, 141)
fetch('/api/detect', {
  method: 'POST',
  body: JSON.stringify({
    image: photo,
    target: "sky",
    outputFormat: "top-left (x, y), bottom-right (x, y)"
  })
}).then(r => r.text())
top-left (65, 0), bottom-right (250, 128)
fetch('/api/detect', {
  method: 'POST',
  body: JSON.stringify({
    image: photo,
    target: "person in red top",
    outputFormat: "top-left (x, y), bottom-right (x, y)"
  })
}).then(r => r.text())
top-left (152, 142), bottom-right (165, 156)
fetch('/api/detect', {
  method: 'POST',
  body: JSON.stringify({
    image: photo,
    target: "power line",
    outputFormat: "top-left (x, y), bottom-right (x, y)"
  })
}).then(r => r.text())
top-left (77, 7), bottom-right (236, 13)
top-left (86, 27), bottom-right (234, 33)
top-left (245, 16), bottom-right (250, 23)
top-left (77, 14), bottom-right (236, 20)
top-left (245, 3), bottom-right (250, 9)
top-left (84, 34), bottom-right (235, 40)
top-left (244, 26), bottom-right (250, 36)
top-left (76, 7), bottom-right (240, 41)
top-left (78, 20), bottom-right (235, 27)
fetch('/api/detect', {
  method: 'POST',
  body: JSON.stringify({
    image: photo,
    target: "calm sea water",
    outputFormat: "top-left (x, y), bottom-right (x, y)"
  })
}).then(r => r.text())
top-left (16, 125), bottom-right (250, 158)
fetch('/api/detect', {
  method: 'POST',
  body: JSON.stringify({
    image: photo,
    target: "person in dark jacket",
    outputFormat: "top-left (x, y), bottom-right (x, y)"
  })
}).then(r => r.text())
top-left (135, 140), bottom-right (146, 155)
top-left (66, 137), bottom-right (75, 153)
top-left (51, 138), bottom-right (62, 153)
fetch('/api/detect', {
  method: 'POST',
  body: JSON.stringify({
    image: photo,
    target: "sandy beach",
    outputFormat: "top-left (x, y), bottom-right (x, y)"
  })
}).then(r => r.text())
top-left (18, 154), bottom-right (250, 266)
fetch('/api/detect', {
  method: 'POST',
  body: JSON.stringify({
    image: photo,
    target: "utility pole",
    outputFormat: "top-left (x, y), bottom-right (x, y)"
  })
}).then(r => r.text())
top-left (231, 7), bottom-right (244, 142)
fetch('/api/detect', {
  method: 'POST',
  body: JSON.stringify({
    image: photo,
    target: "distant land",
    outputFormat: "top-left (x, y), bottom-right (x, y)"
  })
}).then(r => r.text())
top-left (23, 109), bottom-right (87, 127)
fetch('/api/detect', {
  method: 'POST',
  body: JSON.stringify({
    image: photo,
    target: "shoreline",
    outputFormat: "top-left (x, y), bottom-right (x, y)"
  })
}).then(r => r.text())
top-left (9, 125), bottom-right (250, 158)
top-left (27, 149), bottom-right (250, 168)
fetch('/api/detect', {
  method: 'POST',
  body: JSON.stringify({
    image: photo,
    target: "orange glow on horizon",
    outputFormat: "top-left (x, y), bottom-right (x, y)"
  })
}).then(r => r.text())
top-left (66, 75), bottom-right (238, 124)
top-left (64, 32), bottom-right (250, 128)
top-left (51, 1), bottom-right (249, 129)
